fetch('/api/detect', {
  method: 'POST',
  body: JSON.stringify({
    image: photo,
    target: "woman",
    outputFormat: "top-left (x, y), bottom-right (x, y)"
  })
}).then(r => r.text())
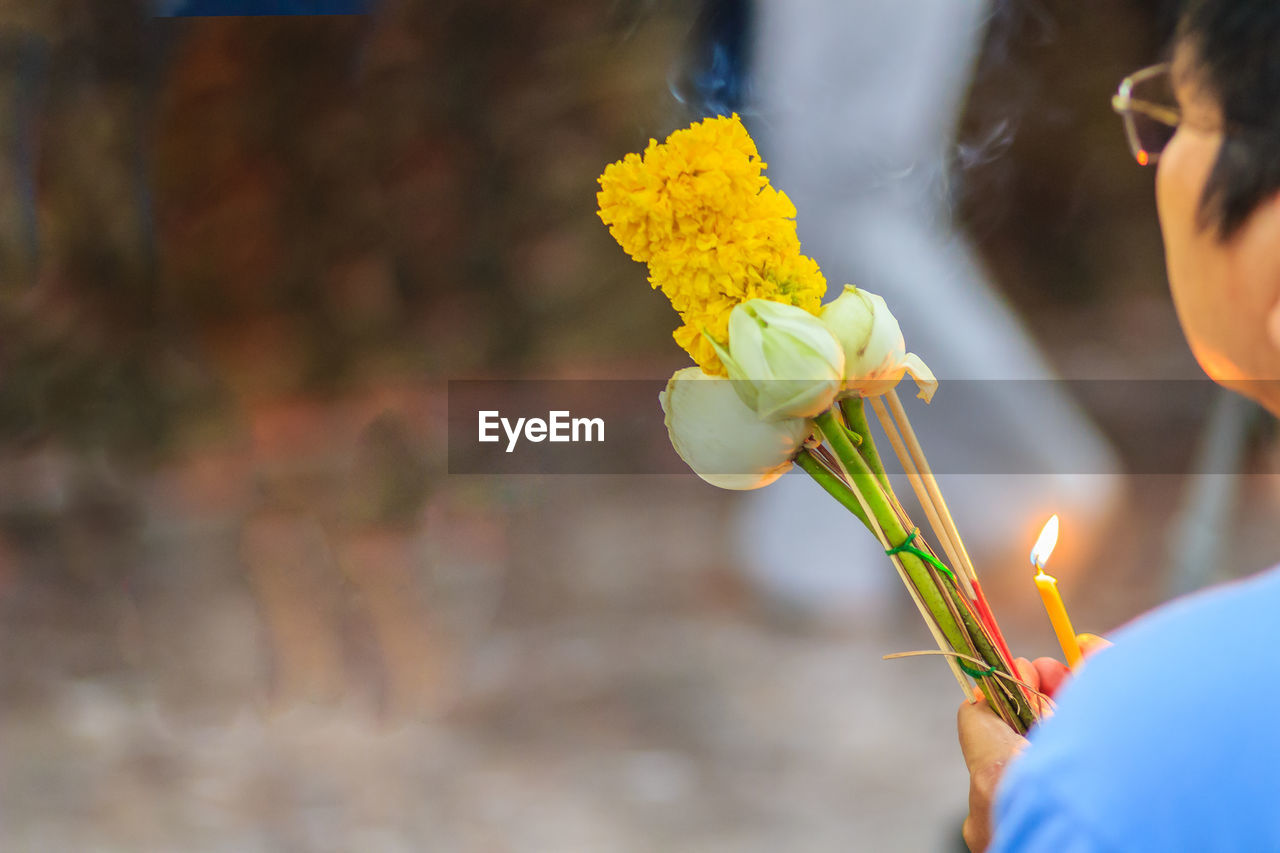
top-left (958, 1), bottom-right (1280, 850)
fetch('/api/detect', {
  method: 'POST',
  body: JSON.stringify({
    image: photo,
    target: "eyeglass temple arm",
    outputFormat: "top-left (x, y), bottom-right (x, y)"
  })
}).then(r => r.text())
top-left (1110, 94), bottom-right (1180, 127)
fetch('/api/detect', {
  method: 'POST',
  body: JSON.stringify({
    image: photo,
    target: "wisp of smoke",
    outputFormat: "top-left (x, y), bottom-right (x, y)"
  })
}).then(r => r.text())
top-left (668, 0), bottom-right (751, 118)
top-left (955, 117), bottom-right (1016, 171)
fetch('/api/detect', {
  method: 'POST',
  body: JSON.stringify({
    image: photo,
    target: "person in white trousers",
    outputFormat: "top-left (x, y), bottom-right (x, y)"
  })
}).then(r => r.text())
top-left (736, 0), bottom-right (1124, 615)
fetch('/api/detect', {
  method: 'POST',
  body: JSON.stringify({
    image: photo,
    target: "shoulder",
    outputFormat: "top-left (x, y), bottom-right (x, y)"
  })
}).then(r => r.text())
top-left (1103, 562), bottom-right (1280, 653)
top-left (993, 566), bottom-right (1280, 852)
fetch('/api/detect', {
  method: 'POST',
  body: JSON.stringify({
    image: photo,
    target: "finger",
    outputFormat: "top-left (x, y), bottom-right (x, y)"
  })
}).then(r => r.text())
top-left (1031, 656), bottom-right (1069, 697)
top-left (1013, 657), bottom-right (1040, 692)
top-left (1077, 632), bottom-right (1112, 657)
top-left (1012, 656), bottom-right (1051, 716)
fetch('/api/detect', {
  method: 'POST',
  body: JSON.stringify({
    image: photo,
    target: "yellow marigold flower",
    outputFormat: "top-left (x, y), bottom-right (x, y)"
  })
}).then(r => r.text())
top-left (598, 114), bottom-right (826, 374)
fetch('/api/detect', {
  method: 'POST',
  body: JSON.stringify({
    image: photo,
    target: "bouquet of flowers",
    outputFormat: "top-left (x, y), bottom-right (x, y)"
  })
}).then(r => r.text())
top-left (598, 114), bottom-right (1041, 733)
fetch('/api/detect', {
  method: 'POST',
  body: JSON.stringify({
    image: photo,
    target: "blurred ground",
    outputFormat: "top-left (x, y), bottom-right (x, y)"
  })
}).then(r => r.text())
top-left (2, 2), bottom-right (1280, 851)
top-left (5, 455), bottom-right (1280, 852)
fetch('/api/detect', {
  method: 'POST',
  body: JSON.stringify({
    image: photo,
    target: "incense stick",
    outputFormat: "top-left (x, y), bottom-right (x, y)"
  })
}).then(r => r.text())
top-left (867, 396), bottom-right (976, 600)
top-left (821, 443), bottom-right (976, 702)
top-left (885, 389), bottom-right (978, 582)
top-left (882, 389), bottom-right (1020, 675)
top-left (866, 394), bottom-right (1022, 683)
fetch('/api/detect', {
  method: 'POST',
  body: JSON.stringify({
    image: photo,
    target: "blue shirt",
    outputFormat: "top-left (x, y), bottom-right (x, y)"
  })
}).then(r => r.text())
top-left (992, 565), bottom-right (1280, 852)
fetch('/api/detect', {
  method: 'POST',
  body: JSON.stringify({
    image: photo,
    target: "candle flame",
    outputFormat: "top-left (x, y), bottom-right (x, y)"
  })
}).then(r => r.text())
top-left (1030, 514), bottom-right (1060, 569)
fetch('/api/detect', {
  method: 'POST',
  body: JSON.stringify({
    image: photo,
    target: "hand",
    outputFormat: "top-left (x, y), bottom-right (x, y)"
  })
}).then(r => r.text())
top-left (1023, 634), bottom-right (1110, 702)
top-left (957, 659), bottom-right (1034, 853)
top-left (956, 634), bottom-right (1110, 852)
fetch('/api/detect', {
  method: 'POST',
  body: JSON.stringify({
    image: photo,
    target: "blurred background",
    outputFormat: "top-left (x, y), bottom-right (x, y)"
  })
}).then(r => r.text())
top-left (1, 1), bottom-right (1279, 850)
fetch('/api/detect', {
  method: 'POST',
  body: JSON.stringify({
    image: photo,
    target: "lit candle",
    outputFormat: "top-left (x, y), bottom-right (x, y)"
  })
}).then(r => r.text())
top-left (1030, 515), bottom-right (1083, 668)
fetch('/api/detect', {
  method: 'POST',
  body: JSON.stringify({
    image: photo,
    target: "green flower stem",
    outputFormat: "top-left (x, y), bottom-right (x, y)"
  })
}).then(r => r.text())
top-left (840, 397), bottom-right (891, 494)
top-left (814, 409), bottom-right (969, 655)
top-left (796, 448), bottom-right (872, 532)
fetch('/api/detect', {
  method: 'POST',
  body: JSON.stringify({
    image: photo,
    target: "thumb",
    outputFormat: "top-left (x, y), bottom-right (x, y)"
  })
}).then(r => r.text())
top-left (1077, 633), bottom-right (1112, 657)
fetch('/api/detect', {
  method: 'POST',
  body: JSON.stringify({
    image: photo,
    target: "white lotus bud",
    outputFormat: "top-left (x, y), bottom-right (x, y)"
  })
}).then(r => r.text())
top-left (710, 299), bottom-right (845, 421)
top-left (820, 285), bottom-right (938, 402)
top-left (659, 367), bottom-right (813, 490)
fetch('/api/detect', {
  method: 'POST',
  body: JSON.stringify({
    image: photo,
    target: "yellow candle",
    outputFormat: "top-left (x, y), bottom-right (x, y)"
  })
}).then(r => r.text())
top-left (1035, 568), bottom-right (1083, 668)
top-left (1030, 515), bottom-right (1083, 669)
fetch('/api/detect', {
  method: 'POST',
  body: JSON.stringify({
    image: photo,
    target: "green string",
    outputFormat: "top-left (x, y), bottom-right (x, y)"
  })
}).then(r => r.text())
top-left (884, 529), bottom-right (957, 584)
top-left (958, 659), bottom-right (997, 678)
top-left (883, 528), bottom-right (920, 556)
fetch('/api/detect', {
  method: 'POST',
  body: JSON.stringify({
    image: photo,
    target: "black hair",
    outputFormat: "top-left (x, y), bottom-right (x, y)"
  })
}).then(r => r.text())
top-left (1176, 0), bottom-right (1280, 239)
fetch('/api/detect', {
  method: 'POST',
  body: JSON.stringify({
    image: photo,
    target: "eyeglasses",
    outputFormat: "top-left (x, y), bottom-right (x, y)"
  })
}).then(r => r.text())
top-left (1111, 63), bottom-right (1180, 166)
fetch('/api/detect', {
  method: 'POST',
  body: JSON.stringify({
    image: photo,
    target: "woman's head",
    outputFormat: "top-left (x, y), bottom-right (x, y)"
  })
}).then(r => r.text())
top-left (1155, 0), bottom-right (1280, 410)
